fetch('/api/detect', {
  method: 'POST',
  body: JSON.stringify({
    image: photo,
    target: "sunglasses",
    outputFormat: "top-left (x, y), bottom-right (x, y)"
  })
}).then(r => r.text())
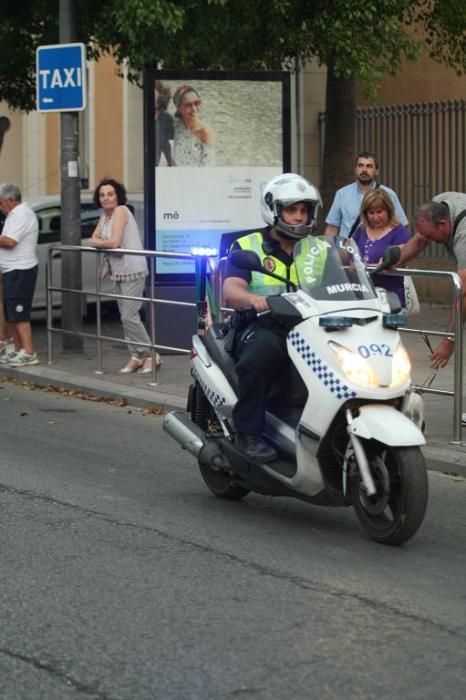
top-left (182, 99), bottom-right (201, 108)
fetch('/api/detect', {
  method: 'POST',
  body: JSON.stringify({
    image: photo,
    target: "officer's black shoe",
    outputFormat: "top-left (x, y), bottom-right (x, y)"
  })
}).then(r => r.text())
top-left (236, 433), bottom-right (278, 463)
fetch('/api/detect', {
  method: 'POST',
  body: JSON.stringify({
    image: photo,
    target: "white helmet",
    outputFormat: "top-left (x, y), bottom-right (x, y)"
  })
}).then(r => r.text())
top-left (261, 173), bottom-right (322, 239)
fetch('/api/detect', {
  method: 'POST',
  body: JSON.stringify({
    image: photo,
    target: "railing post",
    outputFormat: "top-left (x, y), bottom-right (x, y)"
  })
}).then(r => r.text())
top-left (148, 254), bottom-right (158, 385)
top-left (95, 252), bottom-right (104, 374)
top-left (46, 250), bottom-right (53, 365)
top-left (194, 255), bottom-right (208, 334)
top-left (452, 272), bottom-right (463, 442)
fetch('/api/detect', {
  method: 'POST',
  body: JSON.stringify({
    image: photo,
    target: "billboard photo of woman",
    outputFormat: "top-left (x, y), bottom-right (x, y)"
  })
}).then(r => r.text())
top-left (172, 84), bottom-right (216, 167)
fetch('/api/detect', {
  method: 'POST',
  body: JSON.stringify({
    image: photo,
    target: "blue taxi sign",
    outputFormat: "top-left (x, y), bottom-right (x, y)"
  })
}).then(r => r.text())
top-left (36, 43), bottom-right (87, 112)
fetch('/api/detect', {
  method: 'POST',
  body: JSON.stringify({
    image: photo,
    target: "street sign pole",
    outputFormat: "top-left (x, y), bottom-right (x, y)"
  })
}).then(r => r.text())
top-left (59, 0), bottom-right (83, 352)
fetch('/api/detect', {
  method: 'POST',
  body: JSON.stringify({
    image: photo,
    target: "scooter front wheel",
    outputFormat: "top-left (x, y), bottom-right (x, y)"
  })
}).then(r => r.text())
top-left (350, 444), bottom-right (428, 545)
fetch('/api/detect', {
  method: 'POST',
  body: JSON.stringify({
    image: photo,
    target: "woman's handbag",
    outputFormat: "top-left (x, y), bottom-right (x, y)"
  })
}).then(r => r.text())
top-left (403, 275), bottom-right (420, 315)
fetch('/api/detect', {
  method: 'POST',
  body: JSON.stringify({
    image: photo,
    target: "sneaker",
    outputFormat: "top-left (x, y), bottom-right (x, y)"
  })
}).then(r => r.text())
top-left (8, 349), bottom-right (39, 367)
top-left (0, 345), bottom-right (18, 364)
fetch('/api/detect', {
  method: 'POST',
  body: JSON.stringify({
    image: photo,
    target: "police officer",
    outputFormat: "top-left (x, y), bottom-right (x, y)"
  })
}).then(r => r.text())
top-left (223, 173), bottom-right (322, 462)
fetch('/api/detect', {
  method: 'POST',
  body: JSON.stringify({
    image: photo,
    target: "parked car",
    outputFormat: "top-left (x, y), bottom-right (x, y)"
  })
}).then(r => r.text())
top-left (25, 193), bottom-right (144, 311)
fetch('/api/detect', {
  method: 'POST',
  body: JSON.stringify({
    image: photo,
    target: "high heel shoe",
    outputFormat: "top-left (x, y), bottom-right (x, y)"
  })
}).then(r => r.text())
top-left (119, 356), bottom-right (144, 374)
top-left (137, 353), bottom-right (162, 374)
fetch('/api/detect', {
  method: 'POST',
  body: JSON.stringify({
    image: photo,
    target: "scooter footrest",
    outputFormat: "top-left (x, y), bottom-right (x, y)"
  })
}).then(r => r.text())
top-left (266, 459), bottom-right (297, 478)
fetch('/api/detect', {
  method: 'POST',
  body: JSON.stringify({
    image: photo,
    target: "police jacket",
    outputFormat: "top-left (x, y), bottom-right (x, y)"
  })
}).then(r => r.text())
top-left (233, 230), bottom-right (297, 296)
top-left (232, 230), bottom-right (326, 295)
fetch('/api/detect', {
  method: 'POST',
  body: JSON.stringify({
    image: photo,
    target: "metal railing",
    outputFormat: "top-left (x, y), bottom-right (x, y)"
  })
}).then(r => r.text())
top-left (46, 245), bottom-right (197, 384)
top-left (387, 266), bottom-right (463, 443)
top-left (47, 246), bottom-right (464, 440)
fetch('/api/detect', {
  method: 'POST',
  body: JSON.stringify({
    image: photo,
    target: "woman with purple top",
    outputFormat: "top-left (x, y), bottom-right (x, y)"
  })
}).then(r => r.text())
top-left (352, 188), bottom-right (410, 307)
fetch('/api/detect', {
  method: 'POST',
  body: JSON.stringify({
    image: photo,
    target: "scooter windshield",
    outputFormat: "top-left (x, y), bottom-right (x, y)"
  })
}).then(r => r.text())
top-left (294, 235), bottom-right (377, 302)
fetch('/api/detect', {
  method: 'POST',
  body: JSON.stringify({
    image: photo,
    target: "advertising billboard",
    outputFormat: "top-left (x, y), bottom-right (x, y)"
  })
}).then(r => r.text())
top-left (152, 70), bottom-right (291, 279)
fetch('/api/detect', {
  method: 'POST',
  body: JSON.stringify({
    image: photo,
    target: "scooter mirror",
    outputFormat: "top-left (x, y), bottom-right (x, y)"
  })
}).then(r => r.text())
top-left (383, 245), bottom-right (402, 267)
top-left (229, 249), bottom-right (263, 272)
top-left (372, 245), bottom-right (401, 275)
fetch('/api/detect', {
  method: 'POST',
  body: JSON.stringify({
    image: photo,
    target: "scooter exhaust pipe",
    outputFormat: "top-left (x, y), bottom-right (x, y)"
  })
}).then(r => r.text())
top-left (163, 411), bottom-right (205, 458)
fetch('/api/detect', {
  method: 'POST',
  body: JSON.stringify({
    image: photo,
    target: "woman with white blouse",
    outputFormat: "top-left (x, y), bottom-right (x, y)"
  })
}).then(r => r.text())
top-left (90, 178), bottom-right (160, 374)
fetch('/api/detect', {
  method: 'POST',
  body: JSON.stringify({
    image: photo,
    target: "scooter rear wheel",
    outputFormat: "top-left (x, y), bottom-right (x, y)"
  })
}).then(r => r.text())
top-left (198, 461), bottom-right (250, 500)
top-left (351, 443), bottom-right (428, 545)
top-left (191, 382), bottom-right (250, 500)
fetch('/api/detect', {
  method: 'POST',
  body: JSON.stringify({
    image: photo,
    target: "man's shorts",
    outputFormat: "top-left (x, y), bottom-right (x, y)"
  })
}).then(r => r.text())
top-left (3, 266), bottom-right (38, 322)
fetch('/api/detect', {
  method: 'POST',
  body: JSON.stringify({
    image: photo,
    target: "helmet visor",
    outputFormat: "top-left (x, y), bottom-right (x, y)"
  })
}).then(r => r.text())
top-left (276, 200), bottom-right (316, 227)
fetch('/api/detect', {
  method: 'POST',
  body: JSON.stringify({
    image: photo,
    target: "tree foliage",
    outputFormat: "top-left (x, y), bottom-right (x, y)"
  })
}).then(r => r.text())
top-left (0, 0), bottom-right (57, 111)
top-left (408, 0), bottom-right (466, 74)
top-left (2, 0), bottom-right (465, 112)
top-left (1, 0), bottom-right (466, 209)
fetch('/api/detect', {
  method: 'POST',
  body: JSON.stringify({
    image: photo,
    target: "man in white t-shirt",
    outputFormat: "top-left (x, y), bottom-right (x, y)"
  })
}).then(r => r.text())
top-left (0, 211), bottom-right (9, 351)
top-left (0, 183), bottom-right (39, 366)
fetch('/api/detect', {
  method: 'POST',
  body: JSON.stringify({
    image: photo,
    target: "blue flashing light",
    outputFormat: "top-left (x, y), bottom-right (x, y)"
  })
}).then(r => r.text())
top-left (383, 313), bottom-right (407, 328)
top-left (191, 247), bottom-right (219, 257)
top-left (319, 316), bottom-right (353, 328)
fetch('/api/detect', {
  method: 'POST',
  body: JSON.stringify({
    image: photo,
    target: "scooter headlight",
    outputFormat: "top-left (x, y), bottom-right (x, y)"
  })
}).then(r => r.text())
top-left (330, 343), bottom-right (378, 388)
top-left (390, 344), bottom-right (411, 388)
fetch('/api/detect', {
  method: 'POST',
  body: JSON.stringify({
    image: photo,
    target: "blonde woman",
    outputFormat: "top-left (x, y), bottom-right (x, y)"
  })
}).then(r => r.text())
top-left (352, 188), bottom-right (410, 307)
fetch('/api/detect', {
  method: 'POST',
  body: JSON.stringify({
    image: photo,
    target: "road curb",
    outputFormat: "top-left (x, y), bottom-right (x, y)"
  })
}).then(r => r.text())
top-left (0, 366), bottom-right (186, 412)
top-left (422, 445), bottom-right (466, 478)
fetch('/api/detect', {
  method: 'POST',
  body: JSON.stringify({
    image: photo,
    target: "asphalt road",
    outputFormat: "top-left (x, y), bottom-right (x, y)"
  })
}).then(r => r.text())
top-left (1, 381), bottom-right (466, 700)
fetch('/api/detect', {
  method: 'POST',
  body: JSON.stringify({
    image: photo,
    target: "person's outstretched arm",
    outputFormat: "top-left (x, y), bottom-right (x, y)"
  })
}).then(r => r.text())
top-left (430, 267), bottom-right (466, 369)
top-left (397, 233), bottom-right (429, 265)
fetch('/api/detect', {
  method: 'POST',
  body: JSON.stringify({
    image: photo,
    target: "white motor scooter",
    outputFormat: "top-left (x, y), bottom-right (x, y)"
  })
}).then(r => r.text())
top-left (163, 236), bottom-right (428, 545)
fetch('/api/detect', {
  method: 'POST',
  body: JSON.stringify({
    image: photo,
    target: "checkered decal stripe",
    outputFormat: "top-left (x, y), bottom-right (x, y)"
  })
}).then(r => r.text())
top-left (289, 331), bottom-right (357, 400)
top-left (193, 370), bottom-right (226, 408)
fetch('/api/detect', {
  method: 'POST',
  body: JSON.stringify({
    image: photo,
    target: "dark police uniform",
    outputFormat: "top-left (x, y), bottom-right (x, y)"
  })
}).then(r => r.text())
top-left (224, 228), bottom-right (298, 435)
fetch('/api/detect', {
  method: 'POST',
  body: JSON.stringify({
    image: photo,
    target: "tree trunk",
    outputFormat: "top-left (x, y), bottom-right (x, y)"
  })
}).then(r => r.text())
top-left (319, 62), bottom-right (357, 231)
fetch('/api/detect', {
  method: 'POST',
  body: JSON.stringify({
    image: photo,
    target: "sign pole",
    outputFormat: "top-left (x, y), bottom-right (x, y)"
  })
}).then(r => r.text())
top-left (59, 0), bottom-right (83, 352)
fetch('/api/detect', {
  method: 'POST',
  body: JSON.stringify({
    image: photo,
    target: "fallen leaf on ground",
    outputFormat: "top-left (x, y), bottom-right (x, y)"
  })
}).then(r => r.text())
top-left (0, 375), bottom-right (166, 414)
